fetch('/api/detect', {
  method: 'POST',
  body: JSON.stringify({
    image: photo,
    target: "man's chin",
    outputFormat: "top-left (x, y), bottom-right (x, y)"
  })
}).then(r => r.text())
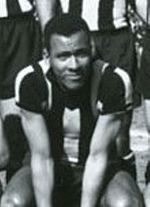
top-left (64, 83), bottom-right (84, 92)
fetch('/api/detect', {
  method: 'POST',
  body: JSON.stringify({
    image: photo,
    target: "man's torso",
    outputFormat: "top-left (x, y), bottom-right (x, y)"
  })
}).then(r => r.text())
top-left (60, 0), bottom-right (128, 31)
top-left (15, 59), bottom-right (133, 165)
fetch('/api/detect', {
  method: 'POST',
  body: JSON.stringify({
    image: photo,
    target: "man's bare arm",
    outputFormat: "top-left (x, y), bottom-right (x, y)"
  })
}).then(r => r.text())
top-left (21, 109), bottom-right (54, 207)
top-left (81, 113), bottom-right (123, 207)
top-left (35, 0), bottom-right (58, 32)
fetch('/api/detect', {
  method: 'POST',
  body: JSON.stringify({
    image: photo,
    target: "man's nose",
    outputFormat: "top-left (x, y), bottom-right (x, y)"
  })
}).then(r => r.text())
top-left (69, 56), bottom-right (78, 70)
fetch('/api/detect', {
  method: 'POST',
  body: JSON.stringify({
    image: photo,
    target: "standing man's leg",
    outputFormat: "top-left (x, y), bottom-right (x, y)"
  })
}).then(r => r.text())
top-left (138, 30), bottom-right (150, 207)
top-left (143, 100), bottom-right (150, 207)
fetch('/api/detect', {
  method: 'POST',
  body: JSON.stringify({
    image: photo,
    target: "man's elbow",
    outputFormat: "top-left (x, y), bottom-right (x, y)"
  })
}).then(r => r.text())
top-left (87, 149), bottom-right (108, 169)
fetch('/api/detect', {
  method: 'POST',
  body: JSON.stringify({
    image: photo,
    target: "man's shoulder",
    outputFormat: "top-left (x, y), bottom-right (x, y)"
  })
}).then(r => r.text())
top-left (91, 59), bottom-right (133, 114)
top-left (16, 58), bottom-right (50, 85)
top-left (15, 59), bottom-right (52, 112)
top-left (92, 59), bottom-right (132, 84)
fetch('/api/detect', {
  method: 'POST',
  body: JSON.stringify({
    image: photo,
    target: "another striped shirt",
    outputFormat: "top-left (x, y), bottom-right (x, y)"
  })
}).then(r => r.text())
top-left (0, 0), bottom-right (33, 18)
top-left (60, 0), bottom-right (129, 31)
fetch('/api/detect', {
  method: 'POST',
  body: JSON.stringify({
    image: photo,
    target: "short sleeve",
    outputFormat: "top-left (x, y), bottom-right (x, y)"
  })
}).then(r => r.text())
top-left (98, 67), bottom-right (133, 115)
top-left (15, 66), bottom-right (48, 113)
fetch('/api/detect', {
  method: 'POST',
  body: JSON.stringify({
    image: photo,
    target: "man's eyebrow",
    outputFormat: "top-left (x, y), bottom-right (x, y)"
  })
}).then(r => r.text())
top-left (57, 51), bottom-right (71, 57)
top-left (75, 48), bottom-right (91, 54)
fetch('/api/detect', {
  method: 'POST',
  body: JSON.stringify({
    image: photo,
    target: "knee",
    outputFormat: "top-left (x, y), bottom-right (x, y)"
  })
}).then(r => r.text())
top-left (1, 192), bottom-right (27, 207)
top-left (103, 192), bottom-right (143, 207)
top-left (108, 196), bottom-right (131, 207)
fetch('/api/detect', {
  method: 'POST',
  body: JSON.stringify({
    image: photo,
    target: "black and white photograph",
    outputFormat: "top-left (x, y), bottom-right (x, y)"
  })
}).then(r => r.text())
top-left (0, 0), bottom-right (150, 207)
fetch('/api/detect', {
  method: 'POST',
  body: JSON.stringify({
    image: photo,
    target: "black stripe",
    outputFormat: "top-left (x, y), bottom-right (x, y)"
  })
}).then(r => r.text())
top-left (7, 0), bottom-right (22, 16)
top-left (69, 0), bottom-right (82, 16)
top-left (98, 0), bottom-right (115, 31)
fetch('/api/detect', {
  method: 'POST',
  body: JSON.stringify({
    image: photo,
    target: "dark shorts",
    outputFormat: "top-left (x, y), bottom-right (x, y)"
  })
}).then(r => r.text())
top-left (139, 31), bottom-right (150, 99)
top-left (52, 158), bottom-right (135, 207)
top-left (0, 12), bottom-right (42, 99)
top-left (92, 28), bottom-right (137, 84)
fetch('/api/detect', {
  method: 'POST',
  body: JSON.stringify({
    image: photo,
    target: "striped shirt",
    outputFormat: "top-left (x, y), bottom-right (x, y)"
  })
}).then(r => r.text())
top-left (135, 0), bottom-right (150, 24)
top-left (60, 0), bottom-right (129, 31)
top-left (0, 0), bottom-right (33, 18)
top-left (15, 59), bottom-right (133, 163)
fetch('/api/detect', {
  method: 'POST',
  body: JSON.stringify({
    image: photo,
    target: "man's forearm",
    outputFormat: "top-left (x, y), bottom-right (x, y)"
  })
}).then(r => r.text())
top-left (35, 0), bottom-right (57, 32)
top-left (81, 153), bottom-right (108, 207)
top-left (31, 153), bottom-right (54, 207)
top-left (81, 114), bottom-right (122, 207)
top-left (21, 110), bottom-right (54, 207)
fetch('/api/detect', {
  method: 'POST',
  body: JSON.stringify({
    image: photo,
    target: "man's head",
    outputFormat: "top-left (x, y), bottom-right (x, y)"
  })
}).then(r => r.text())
top-left (44, 14), bottom-right (92, 92)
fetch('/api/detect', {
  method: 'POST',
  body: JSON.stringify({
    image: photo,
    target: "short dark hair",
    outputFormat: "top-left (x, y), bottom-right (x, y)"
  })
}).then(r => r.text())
top-left (44, 13), bottom-right (90, 51)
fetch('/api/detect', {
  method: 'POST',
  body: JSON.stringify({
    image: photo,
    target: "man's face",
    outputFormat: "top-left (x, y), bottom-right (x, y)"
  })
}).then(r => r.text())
top-left (49, 31), bottom-right (91, 92)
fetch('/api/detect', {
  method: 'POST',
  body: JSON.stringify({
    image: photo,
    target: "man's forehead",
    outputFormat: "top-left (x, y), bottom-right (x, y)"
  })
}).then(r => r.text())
top-left (50, 31), bottom-right (90, 49)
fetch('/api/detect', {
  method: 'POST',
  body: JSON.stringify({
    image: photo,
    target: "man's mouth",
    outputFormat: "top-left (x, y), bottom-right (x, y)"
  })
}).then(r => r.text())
top-left (67, 74), bottom-right (82, 80)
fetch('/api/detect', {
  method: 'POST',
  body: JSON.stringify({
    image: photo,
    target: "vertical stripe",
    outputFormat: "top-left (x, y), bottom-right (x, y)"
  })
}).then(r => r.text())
top-left (63, 108), bottom-right (80, 163)
top-left (0, 0), bottom-right (8, 17)
top-left (113, 0), bottom-right (128, 28)
top-left (69, 0), bottom-right (82, 16)
top-left (82, 0), bottom-right (99, 30)
top-left (136, 0), bottom-right (148, 23)
top-left (114, 68), bottom-right (133, 108)
top-left (17, 0), bottom-right (33, 13)
top-left (39, 59), bottom-right (50, 75)
top-left (45, 78), bottom-right (52, 110)
top-left (60, 0), bottom-right (70, 13)
top-left (7, 0), bottom-right (22, 16)
top-left (98, 0), bottom-right (115, 30)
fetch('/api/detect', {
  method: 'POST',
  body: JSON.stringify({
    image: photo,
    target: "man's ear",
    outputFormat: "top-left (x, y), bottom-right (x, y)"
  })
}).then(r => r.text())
top-left (42, 47), bottom-right (49, 59)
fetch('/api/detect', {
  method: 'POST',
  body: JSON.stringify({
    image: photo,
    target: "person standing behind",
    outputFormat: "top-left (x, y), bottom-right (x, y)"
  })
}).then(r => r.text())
top-left (60, 0), bottom-right (137, 179)
top-left (8, 13), bottom-right (143, 207)
top-left (137, 0), bottom-right (150, 206)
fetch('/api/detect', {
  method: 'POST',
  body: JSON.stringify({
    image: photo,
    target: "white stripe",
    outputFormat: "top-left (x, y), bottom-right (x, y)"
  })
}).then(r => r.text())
top-left (136, 0), bottom-right (148, 23)
top-left (60, 0), bottom-right (70, 13)
top-left (15, 66), bottom-right (34, 103)
top-left (38, 58), bottom-right (50, 75)
top-left (38, 59), bottom-right (52, 110)
top-left (0, 0), bottom-right (8, 17)
top-left (114, 68), bottom-right (133, 107)
top-left (82, 0), bottom-right (99, 30)
top-left (17, 0), bottom-right (33, 13)
top-left (101, 63), bottom-right (109, 74)
top-left (45, 78), bottom-right (52, 110)
top-left (113, 0), bottom-right (128, 29)
top-left (38, 59), bottom-right (52, 109)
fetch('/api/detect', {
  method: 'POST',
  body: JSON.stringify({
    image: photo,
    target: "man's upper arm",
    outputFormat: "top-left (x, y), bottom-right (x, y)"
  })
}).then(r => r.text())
top-left (15, 66), bottom-right (48, 113)
top-left (90, 66), bottom-right (133, 153)
top-left (97, 66), bottom-right (133, 115)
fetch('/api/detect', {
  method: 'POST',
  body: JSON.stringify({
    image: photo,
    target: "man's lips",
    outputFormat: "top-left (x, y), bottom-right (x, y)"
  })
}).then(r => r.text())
top-left (66, 74), bottom-right (82, 80)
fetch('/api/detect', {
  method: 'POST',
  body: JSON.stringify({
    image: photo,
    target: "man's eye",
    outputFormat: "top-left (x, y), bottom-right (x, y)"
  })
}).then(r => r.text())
top-left (76, 51), bottom-right (90, 58)
top-left (58, 56), bottom-right (68, 61)
top-left (57, 54), bottom-right (69, 61)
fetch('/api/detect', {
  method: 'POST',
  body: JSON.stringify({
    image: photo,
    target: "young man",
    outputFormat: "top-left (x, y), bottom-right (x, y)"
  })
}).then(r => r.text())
top-left (1, 14), bottom-right (143, 207)
top-left (60, 0), bottom-right (138, 179)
